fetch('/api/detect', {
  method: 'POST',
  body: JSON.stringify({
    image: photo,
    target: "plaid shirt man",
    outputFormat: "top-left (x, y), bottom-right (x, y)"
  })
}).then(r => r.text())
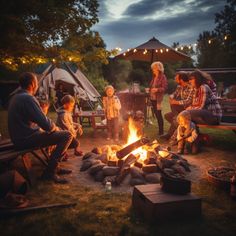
top-left (171, 84), bottom-right (195, 108)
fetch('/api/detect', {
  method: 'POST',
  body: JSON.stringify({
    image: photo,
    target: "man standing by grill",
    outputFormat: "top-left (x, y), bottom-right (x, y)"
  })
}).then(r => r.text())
top-left (8, 72), bottom-right (73, 184)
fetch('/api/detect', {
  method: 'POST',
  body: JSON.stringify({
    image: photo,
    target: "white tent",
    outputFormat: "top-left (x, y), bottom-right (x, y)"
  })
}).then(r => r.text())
top-left (39, 63), bottom-right (101, 102)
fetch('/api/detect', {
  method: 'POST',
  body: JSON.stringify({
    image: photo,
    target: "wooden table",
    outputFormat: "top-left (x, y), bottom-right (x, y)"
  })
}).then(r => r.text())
top-left (73, 111), bottom-right (107, 134)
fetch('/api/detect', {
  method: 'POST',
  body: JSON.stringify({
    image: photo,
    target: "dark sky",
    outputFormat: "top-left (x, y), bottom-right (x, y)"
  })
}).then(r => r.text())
top-left (93, 0), bottom-right (226, 51)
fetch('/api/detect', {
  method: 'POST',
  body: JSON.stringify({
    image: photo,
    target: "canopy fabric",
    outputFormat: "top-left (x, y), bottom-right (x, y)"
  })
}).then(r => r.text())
top-left (115, 37), bottom-right (191, 63)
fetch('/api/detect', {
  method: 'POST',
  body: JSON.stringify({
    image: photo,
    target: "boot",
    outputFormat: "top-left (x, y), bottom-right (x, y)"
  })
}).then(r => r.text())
top-left (157, 110), bottom-right (164, 135)
top-left (41, 158), bottom-right (69, 184)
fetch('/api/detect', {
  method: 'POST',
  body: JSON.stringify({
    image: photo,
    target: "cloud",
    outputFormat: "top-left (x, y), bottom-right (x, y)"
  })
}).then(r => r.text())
top-left (94, 0), bottom-right (227, 50)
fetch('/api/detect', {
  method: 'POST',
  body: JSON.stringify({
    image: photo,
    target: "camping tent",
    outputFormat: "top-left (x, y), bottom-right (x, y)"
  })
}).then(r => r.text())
top-left (39, 63), bottom-right (101, 103)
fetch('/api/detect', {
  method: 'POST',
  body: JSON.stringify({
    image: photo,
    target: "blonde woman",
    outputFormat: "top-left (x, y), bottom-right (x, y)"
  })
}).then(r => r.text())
top-left (149, 61), bottom-right (168, 135)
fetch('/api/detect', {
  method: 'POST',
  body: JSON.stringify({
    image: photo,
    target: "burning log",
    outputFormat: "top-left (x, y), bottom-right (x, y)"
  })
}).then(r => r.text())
top-left (115, 167), bottom-right (130, 185)
top-left (107, 160), bottom-right (117, 166)
top-left (116, 137), bottom-right (150, 159)
top-left (142, 164), bottom-right (158, 173)
top-left (134, 160), bottom-right (143, 169)
top-left (117, 159), bottom-right (124, 168)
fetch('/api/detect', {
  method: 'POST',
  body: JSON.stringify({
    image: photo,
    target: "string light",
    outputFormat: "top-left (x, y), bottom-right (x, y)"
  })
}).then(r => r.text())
top-left (133, 49), bottom-right (137, 52)
top-left (208, 39), bottom-right (212, 44)
top-left (69, 57), bottom-right (72, 61)
top-left (52, 58), bottom-right (56, 63)
top-left (224, 35), bottom-right (228, 40)
top-left (160, 49), bottom-right (163, 53)
top-left (166, 48), bottom-right (169, 52)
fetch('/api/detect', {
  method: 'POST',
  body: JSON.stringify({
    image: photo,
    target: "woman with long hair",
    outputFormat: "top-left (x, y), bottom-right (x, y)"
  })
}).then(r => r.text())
top-left (186, 70), bottom-right (222, 125)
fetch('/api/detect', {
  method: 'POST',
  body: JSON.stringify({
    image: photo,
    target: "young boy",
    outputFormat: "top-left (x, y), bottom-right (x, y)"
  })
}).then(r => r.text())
top-left (56, 95), bottom-right (83, 156)
top-left (176, 110), bottom-right (199, 154)
top-left (39, 99), bottom-right (50, 115)
top-left (103, 85), bottom-right (121, 141)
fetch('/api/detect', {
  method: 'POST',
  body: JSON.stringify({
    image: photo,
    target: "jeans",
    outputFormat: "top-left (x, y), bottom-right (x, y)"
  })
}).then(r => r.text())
top-left (15, 130), bottom-right (73, 161)
top-left (107, 117), bottom-right (119, 139)
top-left (187, 109), bottom-right (220, 125)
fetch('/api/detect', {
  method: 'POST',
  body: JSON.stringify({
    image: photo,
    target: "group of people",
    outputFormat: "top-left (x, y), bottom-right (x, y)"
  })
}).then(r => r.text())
top-left (7, 72), bottom-right (122, 184)
top-left (7, 63), bottom-right (221, 184)
top-left (149, 61), bottom-right (221, 154)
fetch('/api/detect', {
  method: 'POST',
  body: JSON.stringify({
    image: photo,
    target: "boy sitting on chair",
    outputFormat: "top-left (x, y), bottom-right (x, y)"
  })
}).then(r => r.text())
top-left (176, 110), bottom-right (199, 154)
top-left (56, 95), bottom-right (83, 156)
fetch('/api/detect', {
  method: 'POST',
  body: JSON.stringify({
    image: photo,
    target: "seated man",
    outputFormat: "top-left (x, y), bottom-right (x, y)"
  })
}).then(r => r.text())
top-left (8, 72), bottom-right (73, 184)
top-left (162, 71), bottom-right (195, 140)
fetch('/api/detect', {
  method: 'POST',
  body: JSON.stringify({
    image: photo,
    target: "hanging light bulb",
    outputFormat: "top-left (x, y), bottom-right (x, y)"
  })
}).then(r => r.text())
top-left (160, 49), bottom-right (163, 53)
top-left (180, 46), bottom-right (184, 50)
top-left (208, 39), bottom-right (212, 44)
top-left (188, 45), bottom-right (191, 49)
top-left (133, 48), bottom-right (137, 52)
top-left (69, 57), bottom-right (72, 61)
top-left (175, 48), bottom-right (178, 51)
top-left (155, 49), bottom-right (158, 53)
top-left (52, 58), bottom-right (56, 63)
top-left (224, 35), bottom-right (228, 40)
top-left (166, 48), bottom-right (169, 52)
top-left (123, 53), bottom-right (126, 56)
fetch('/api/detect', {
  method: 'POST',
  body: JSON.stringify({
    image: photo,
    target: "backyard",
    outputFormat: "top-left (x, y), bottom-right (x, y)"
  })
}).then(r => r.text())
top-left (0, 96), bottom-right (236, 236)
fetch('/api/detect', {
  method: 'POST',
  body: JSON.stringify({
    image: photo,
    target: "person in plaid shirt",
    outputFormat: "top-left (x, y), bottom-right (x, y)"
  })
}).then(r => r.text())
top-left (161, 71), bottom-right (195, 140)
top-left (186, 70), bottom-right (222, 124)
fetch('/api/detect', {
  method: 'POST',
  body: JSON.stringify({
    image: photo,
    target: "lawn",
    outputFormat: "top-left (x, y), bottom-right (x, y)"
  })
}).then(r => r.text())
top-left (0, 96), bottom-right (236, 236)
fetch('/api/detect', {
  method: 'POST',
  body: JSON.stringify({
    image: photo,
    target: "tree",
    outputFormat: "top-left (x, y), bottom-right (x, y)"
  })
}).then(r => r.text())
top-left (196, 0), bottom-right (236, 67)
top-left (0, 0), bottom-right (109, 71)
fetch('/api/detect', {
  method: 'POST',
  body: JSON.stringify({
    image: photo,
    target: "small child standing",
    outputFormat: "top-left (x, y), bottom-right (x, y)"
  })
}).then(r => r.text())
top-left (56, 95), bottom-right (83, 156)
top-left (103, 85), bottom-right (121, 141)
top-left (176, 110), bottom-right (199, 154)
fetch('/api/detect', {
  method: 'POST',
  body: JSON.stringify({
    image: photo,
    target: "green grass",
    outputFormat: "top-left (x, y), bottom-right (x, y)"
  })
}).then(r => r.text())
top-left (1, 97), bottom-right (236, 235)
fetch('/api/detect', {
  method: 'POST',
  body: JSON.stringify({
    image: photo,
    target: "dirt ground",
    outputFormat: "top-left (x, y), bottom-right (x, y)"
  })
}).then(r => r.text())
top-left (53, 135), bottom-right (236, 194)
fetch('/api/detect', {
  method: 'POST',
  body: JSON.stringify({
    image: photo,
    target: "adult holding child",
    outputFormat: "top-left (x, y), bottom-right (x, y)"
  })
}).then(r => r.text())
top-left (8, 72), bottom-right (73, 184)
top-left (149, 61), bottom-right (168, 136)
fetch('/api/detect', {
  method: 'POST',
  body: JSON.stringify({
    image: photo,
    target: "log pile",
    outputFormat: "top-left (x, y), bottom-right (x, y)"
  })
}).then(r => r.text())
top-left (80, 139), bottom-right (191, 187)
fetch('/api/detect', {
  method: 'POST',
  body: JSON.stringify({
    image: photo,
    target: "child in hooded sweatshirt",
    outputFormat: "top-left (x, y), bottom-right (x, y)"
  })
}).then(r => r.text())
top-left (176, 110), bottom-right (199, 154)
top-left (56, 95), bottom-right (83, 156)
top-left (103, 85), bottom-right (121, 141)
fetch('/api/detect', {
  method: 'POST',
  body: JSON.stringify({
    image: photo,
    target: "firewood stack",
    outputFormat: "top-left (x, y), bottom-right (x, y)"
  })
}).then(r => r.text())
top-left (80, 138), bottom-right (191, 187)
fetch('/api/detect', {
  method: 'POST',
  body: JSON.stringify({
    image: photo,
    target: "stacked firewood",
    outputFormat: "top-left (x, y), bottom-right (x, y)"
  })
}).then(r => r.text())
top-left (80, 139), bottom-right (191, 187)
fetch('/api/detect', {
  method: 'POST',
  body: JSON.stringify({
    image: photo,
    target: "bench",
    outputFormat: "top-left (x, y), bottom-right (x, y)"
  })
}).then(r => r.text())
top-left (197, 99), bottom-right (236, 133)
top-left (197, 122), bottom-right (236, 133)
top-left (0, 140), bottom-right (49, 185)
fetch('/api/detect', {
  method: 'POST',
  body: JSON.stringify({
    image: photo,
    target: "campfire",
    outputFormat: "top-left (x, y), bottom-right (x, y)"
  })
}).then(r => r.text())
top-left (80, 118), bottom-right (191, 187)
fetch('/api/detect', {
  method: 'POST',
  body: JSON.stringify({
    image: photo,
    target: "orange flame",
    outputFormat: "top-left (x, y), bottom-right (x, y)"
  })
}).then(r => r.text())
top-left (125, 118), bottom-right (147, 163)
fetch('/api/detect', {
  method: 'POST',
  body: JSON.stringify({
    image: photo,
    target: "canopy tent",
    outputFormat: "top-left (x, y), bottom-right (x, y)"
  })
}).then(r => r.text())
top-left (39, 63), bottom-right (101, 103)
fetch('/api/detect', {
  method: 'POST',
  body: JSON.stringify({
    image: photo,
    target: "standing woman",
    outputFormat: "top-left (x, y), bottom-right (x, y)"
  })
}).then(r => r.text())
top-left (149, 61), bottom-right (168, 136)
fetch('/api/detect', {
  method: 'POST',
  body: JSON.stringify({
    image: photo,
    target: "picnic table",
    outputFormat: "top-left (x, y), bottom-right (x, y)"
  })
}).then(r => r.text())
top-left (73, 111), bottom-right (107, 135)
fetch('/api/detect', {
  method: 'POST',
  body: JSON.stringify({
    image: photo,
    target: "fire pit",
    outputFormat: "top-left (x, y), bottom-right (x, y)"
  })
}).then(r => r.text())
top-left (80, 118), bottom-right (191, 187)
